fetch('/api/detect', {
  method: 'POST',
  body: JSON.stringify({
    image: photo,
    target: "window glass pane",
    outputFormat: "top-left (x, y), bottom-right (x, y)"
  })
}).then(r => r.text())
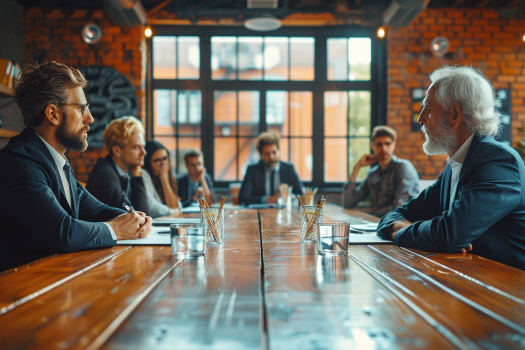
top-left (348, 38), bottom-right (371, 81)
top-left (290, 91), bottom-right (312, 136)
top-left (264, 37), bottom-right (288, 81)
top-left (177, 90), bottom-right (201, 135)
top-left (211, 37), bottom-right (237, 80)
top-left (238, 137), bottom-right (259, 180)
top-left (266, 91), bottom-right (288, 136)
top-left (178, 36), bottom-right (200, 79)
top-left (238, 91), bottom-right (259, 136)
top-left (349, 91), bottom-right (371, 137)
top-left (239, 37), bottom-right (263, 80)
top-left (349, 137), bottom-right (370, 182)
top-left (214, 137), bottom-right (237, 181)
top-left (214, 91), bottom-right (236, 136)
top-left (290, 37), bottom-right (314, 81)
top-left (324, 138), bottom-right (347, 182)
top-left (327, 38), bottom-right (347, 81)
top-left (290, 138), bottom-right (312, 182)
top-left (324, 91), bottom-right (347, 137)
top-left (153, 37), bottom-right (176, 79)
top-left (153, 89), bottom-right (176, 135)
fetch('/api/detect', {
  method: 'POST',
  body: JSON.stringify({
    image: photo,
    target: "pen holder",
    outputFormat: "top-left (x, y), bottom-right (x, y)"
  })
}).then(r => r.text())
top-left (170, 223), bottom-right (206, 258)
top-left (300, 205), bottom-right (323, 242)
top-left (200, 207), bottom-right (224, 244)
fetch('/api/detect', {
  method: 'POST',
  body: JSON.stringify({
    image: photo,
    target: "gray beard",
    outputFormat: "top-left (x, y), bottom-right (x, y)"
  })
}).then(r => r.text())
top-left (422, 116), bottom-right (456, 156)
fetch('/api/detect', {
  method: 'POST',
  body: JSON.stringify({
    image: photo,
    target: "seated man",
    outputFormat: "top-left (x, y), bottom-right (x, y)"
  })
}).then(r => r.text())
top-left (177, 149), bottom-right (214, 207)
top-left (239, 132), bottom-right (303, 206)
top-left (0, 62), bottom-right (151, 271)
top-left (342, 126), bottom-right (420, 217)
top-left (86, 117), bottom-right (149, 214)
top-left (377, 65), bottom-right (525, 271)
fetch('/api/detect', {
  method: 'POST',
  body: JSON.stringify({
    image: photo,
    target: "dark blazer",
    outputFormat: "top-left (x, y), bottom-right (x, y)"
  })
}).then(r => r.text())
top-left (239, 160), bottom-right (304, 206)
top-left (86, 155), bottom-right (149, 214)
top-left (177, 173), bottom-right (214, 208)
top-left (377, 134), bottom-right (525, 270)
top-left (0, 128), bottom-right (125, 271)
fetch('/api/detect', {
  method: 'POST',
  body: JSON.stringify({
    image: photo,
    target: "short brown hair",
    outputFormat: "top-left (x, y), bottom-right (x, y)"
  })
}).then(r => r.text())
top-left (256, 132), bottom-right (280, 153)
top-left (103, 116), bottom-right (144, 154)
top-left (184, 148), bottom-right (203, 163)
top-left (14, 62), bottom-right (88, 128)
top-left (371, 126), bottom-right (397, 142)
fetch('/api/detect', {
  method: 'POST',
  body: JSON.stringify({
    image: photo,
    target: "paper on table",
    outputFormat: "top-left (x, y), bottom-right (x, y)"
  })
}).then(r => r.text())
top-left (182, 206), bottom-right (201, 213)
top-left (349, 233), bottom-right (392, 245)
top-left (153, 218), bottom-right (201, 226)
top-left (352, 223), bottom-right (379, 232)
top-left (117, 226), bottom-right (171, 245)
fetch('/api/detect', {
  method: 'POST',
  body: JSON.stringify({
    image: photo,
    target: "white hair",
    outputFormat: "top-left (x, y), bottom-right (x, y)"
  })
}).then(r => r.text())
top-left (429, 65), bottom-right (501, 137)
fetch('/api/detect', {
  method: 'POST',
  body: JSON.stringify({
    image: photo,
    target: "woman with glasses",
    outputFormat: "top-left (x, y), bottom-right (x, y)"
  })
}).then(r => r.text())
top-left (141, 141), bottom-right (182, 218)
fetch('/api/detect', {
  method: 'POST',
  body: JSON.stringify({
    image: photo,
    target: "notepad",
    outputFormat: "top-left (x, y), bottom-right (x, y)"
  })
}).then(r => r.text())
top-left (117, 226), bottom-right (171, 245)
top-left (152, 218), bottom-right (201, 226)
top-left (349, 233), bottom-right (392, 245)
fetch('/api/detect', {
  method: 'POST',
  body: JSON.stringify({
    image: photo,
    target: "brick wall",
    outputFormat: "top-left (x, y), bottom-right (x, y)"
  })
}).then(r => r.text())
top-left (388, 9), bottom-right (525, 179)
top-left (24, 8), bottom-right (146, 182)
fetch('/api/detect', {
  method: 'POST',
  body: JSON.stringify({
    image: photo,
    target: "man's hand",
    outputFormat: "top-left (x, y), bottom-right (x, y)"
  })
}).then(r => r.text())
top-left (266, 190), bottom-right (281, 204)
top-left (357, 154), bottom-right (378, 167)
top-left (108, 212), bottom-right (152, 240)
top-left (461, 244), bottom-right (473, 254)
top-left (350, 154), bottom-right (378, 182)
top-left (191, 187), bottom-right (206, 201)
top-left (198, 166), bottom-right (207, 182)
top-left (391, 220), bottom-right (413, 240)
top-left (130, 165), bottom-right (142, 177)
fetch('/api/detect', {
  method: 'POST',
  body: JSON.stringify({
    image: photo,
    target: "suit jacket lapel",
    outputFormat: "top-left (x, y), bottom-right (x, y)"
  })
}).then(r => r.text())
top-left (455, 134), bottom-right (482, 202)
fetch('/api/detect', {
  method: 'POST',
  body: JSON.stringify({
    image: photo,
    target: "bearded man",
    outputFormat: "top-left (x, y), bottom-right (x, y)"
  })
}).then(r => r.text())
top-left (376, 65), bottom-right (525, 271)
top-left (0, 62), bottom-right (152, 271)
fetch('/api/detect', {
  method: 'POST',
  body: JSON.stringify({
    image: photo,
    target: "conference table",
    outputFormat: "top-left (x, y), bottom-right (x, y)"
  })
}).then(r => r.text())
top-left (1, 203), bottom-right (525, 349)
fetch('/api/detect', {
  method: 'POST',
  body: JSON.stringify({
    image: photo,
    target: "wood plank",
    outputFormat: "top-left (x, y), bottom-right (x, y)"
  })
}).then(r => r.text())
top-left (0, 246), bottom-right (182, 350)
top-left (100, 209), bottom-right (264, 350)
top-left (0, 246), bottom-right (131, 314)
top-left (403, 247), bottom-right (525, 302)
top-left (369, 245), bottom-right (525, 329)
top-left (350, 245), bottom-right (525, 349)
top-left (259, 208), bottom-right (455, 349)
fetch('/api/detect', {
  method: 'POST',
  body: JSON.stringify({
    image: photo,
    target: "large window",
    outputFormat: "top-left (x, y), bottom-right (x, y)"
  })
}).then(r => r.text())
top-left (150, 27), bottom-right (386, 186)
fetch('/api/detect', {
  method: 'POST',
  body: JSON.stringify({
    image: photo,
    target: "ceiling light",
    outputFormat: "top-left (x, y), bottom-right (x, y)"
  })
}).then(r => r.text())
top-left (244, 14), bottom-right (282, 32)
top-left (145, 26), bottom-right (153, 38)
top-left (377, 27), bottom-right (386, 39)
top-left (81, 24), bottom-right (103, 44)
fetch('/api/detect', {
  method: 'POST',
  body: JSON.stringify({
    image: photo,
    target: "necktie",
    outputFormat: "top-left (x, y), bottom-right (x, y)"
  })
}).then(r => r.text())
top-left (121, 175), bottom-right (130, 193)
top-left (63, 162), bottom-right (77, 217)
top-left (270, 169), bottom-right (275, 195)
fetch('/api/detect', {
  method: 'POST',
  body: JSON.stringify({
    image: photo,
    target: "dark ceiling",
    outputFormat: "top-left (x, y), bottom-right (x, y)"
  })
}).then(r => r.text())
top-left (13, 0), bottom-right (525, 12)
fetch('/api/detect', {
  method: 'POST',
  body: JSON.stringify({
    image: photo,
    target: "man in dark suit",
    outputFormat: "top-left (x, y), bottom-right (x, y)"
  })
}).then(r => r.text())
top-left (377, 65), bottom-right (525, 270)
top-left (239, 132), bottom-right (303, 206)
top-left (86, 116), bottom-right (149, 214)
top-left (0, 62), bottom-right (152, 271)
top-left (177, 148), bottom-right (214, 208)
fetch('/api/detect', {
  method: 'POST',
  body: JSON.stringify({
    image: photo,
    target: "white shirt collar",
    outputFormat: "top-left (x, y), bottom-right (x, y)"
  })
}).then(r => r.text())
top-left (447, 133), bottom-right (474, 166)
top-left (35, 133), bottom-right (68, 169)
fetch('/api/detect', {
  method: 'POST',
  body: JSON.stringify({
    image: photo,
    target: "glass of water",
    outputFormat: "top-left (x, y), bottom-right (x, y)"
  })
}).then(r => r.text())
top-left (317, 222), bottom-right (350, 256)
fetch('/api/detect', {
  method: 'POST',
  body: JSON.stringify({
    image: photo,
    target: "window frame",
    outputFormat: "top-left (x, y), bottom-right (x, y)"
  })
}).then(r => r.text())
top-left (147, 25), bottom-right (387, 187)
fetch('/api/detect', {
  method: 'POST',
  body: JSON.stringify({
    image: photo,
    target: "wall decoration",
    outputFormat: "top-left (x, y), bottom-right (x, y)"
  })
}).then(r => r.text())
top-left (80, 65), bottom-right (138, 149)
top-left (495, 89), bottom-right (511, 145)
top-left (411, 88), bottom-right (425, 132)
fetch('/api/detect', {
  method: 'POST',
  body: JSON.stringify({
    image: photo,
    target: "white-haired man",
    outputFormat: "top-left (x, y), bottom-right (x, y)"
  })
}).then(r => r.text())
top-left (377, 65), bottom-right (525, 271)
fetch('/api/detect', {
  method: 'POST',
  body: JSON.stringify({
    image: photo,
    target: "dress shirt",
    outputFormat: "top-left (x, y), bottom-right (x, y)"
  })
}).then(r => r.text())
top-left (36, 134), bottom-right (117, 240)
top-left (447, 133), bottom-right (474, 208)
top-left (263, 162), bottom-right (280, 203)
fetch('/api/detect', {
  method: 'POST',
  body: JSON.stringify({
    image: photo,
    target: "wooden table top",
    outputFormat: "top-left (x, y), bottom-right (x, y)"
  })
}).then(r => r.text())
top-left (1, 203), bottom-right (525, 349)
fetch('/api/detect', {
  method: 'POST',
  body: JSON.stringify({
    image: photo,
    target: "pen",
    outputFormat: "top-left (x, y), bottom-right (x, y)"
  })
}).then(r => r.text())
top-left (123, 203), bottom-right (134, 213)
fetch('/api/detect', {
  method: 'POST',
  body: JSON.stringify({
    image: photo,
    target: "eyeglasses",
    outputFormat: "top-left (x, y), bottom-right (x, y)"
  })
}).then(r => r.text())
top-left (55, 102), bottom-right (90, 116)
top-left (152, 156), bottom-right (169, 164)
